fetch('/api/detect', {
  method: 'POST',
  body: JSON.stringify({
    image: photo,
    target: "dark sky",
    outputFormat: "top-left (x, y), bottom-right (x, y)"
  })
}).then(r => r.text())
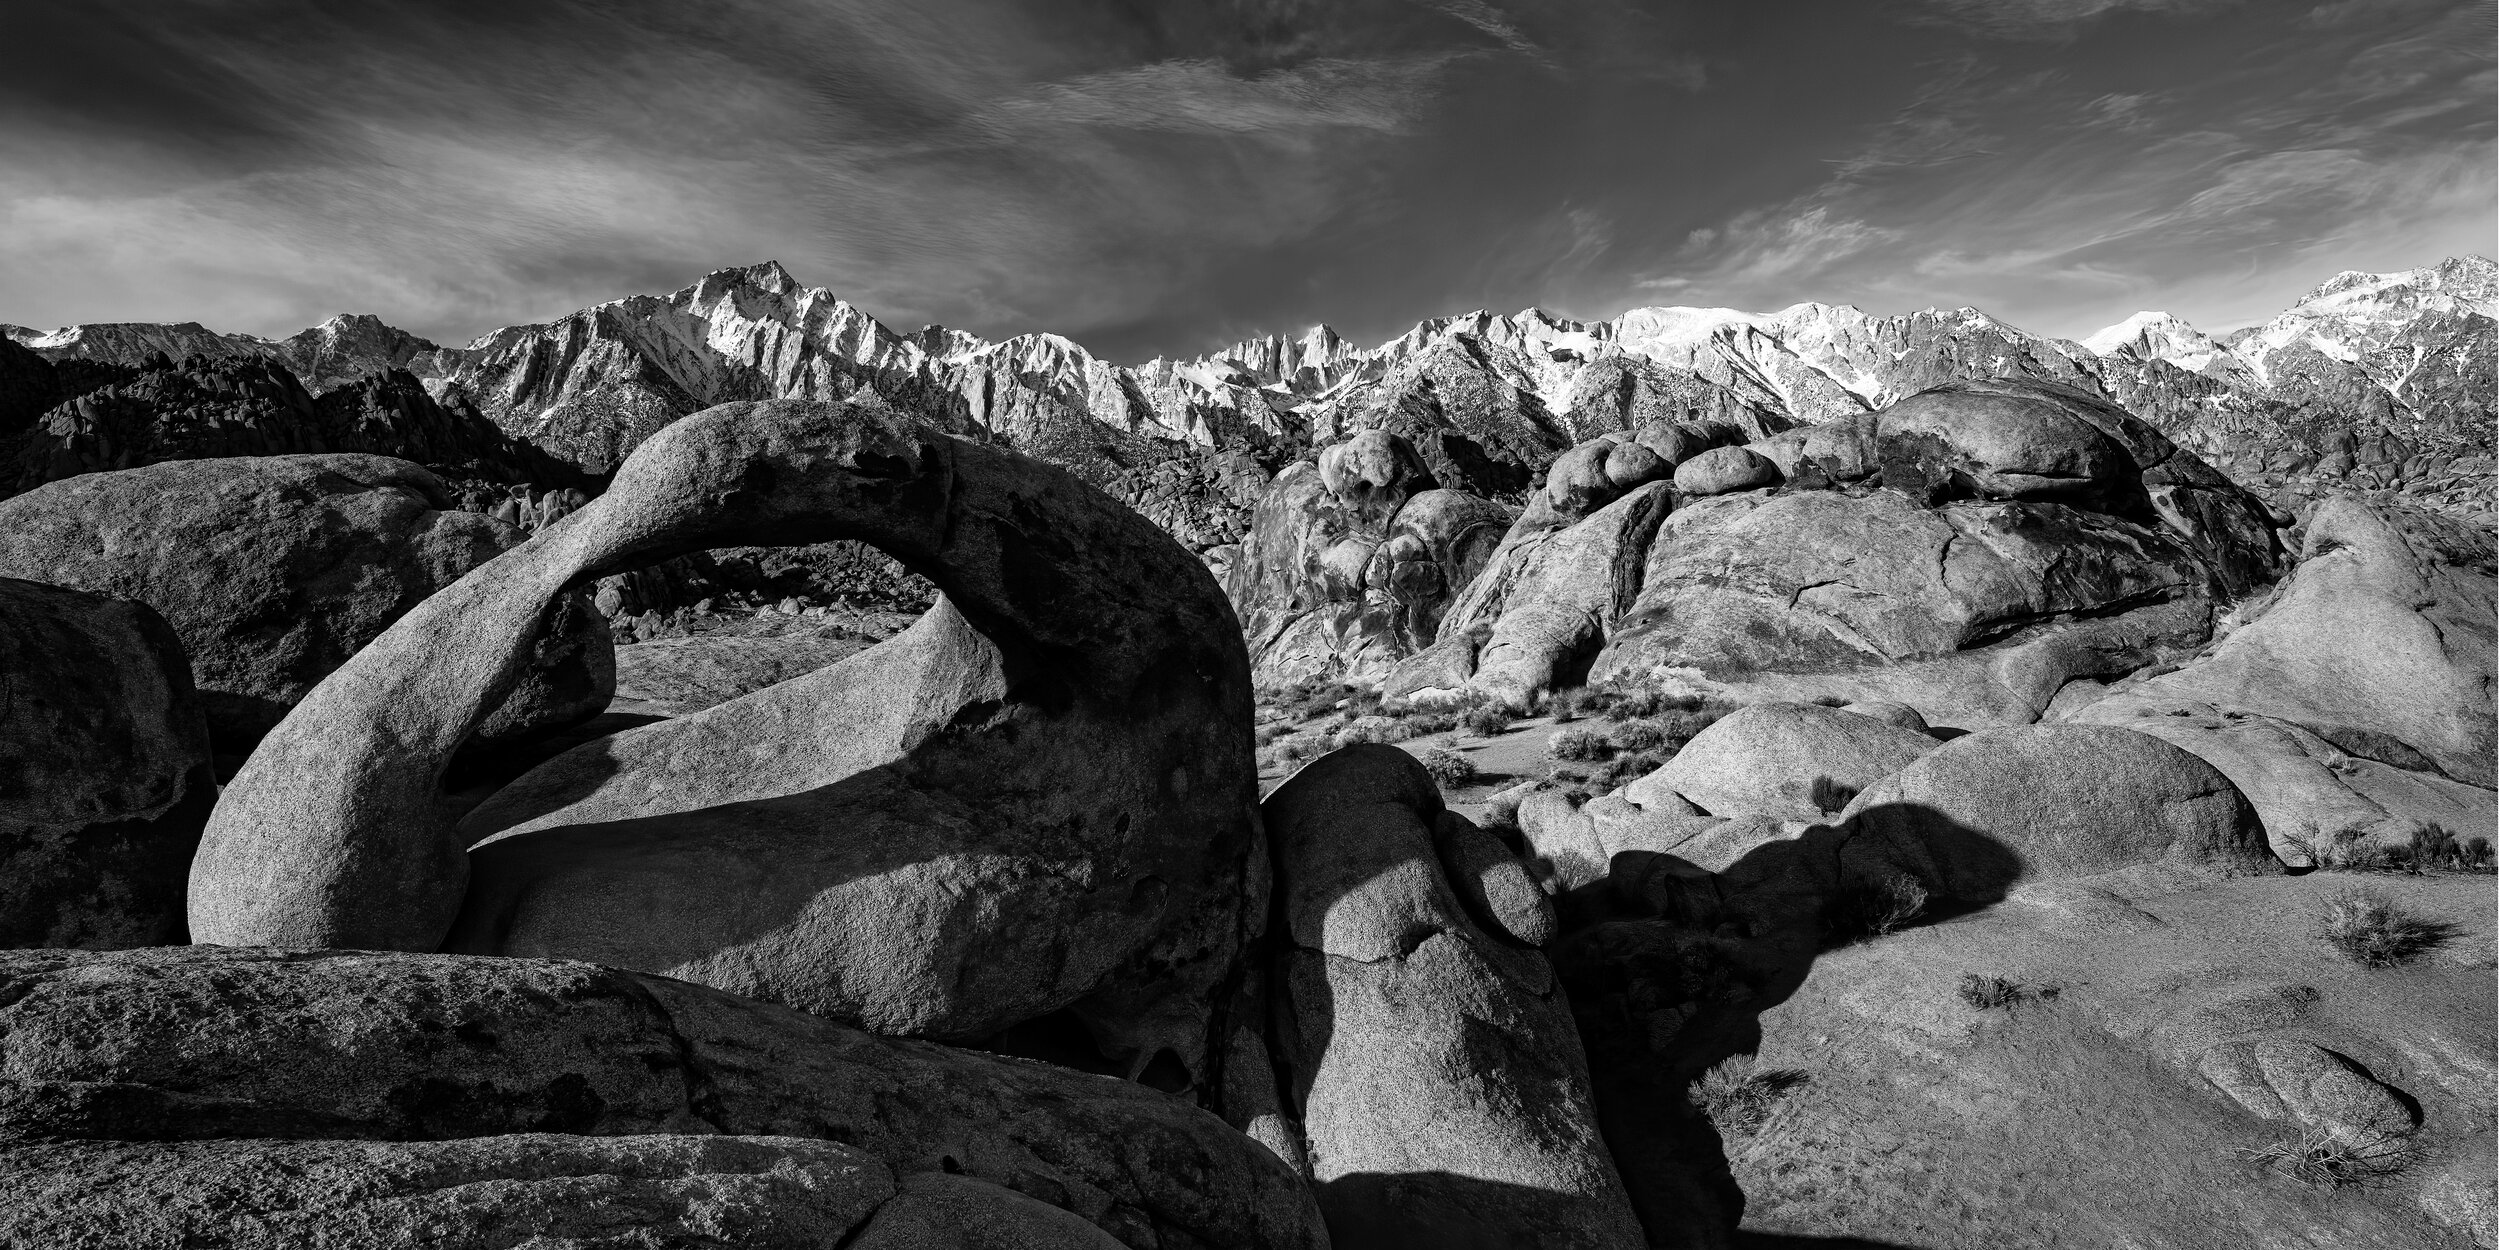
top-left (2, 0), bottom-right (2491, 360)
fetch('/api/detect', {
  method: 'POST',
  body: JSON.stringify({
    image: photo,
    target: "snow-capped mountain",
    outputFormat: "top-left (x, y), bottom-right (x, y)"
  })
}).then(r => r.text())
top-left (8, 256), bottom-right (2492, 528)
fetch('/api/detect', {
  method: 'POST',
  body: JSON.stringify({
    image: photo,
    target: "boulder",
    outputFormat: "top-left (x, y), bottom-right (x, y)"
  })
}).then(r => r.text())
top-left (1229, 435), bottom-right (1510, 684)
top-left (851, 1172), bottom-right (1131, 1250)
top-left (1840, 724), bottom-right (2278, 900)
top-left (1434, 810), bottom-right (1557, 947)
top-left (0, 454), bottom-right (611, 754)
top-left (1671, 446), bottom-right (1777, 496)
top-left (1262, 746), bottom-right (1642, 1249)
top-left (0, 1134), bottom-right (897, 1250)
top-left (2195, 1040), bottom-right (2417, 1144)
top-left (1422, 482), bottom-right (1672, 709)
top-left (1632, 702), bottom-right (1938, 820)
top-left (1840, 700), bottom-right (1930, 732)
top-left (1589, 380), bottom-right (2283, 724)
top-left (192, 398), bottom-right (1263, 1081)
top-left (1591, 484), bottom-right (2224, 726)
top-left (0, 946), bottom-right (1328, 1250)
top-left (0, 577), bottom-right (214, 948)
top-left (2057, 497), bottom-right (2497, 860)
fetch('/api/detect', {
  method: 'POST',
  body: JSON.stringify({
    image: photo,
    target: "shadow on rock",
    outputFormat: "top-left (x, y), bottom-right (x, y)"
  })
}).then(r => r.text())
top-left (1539, 803), bottom-right (2027, 1247)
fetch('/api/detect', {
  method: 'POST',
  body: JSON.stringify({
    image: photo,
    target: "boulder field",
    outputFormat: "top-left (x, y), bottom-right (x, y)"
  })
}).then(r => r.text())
top-left (0, 377), bottom-right (2488, 1249)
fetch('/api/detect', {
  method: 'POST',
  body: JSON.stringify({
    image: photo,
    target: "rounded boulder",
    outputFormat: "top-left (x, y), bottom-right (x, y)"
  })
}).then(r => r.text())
top-left (1671, 445), bottom-right (1778, 497)
top-left (1841, 724), bottom-right (2277, 900)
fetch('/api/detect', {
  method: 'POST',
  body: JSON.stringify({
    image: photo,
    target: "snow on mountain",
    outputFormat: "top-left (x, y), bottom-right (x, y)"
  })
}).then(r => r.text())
top-left (11, 255), bottom-right (2489, 523)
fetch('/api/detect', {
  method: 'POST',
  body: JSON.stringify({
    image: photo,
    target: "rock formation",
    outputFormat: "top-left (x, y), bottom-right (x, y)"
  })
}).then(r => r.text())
top-left (192, 397), bottom-right (1262, 1085)
top-left (0, 454), bottom-right (613, 756)
top-left (0, 578), bottom-right (213, 949)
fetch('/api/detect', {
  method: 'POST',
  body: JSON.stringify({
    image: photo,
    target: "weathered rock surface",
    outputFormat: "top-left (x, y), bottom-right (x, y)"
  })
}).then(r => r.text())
top-left (1632, 702), bottom-right (1938, 820)
top-left (1671, 445), bottom-right (1778, 496)
top-left (851, 1172), bottom-right (1133, 1250)
top-left (1392, 480), bottom-right (1673, 708)
top-left (1229, 433), bottom-right (1511, 684)
top-left (0, 578), bottom-right (214, 949)
top-left (0, 1133), bottom-right (898, 1250)
top-left (195, 398), bottom-right (1262, 1081)
top-left (2060, 495), bottom-right (2497, 860)
top-left (1841, 724), bottom-right (2278, 900)
top-left (1262, 746), bottom-right (1641, 1249)
top-left (1588, 380), bottom-right (2280, 725)
top-left (0, 946), bottom-right (1328, 1250)
top-left (0, 454), bottom-right (612, 754)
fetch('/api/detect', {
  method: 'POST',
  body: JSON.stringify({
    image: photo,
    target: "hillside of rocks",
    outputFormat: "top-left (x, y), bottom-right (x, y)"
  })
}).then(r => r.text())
top-left (0, 262), bottom-right (2491, 1248)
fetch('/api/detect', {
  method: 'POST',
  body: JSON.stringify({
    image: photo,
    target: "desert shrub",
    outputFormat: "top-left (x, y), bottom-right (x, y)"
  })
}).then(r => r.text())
top-left (2468, 835), bottom-right (2495, 868)
top-left (1688, 1056), bottom-right (1811, 1136)
top-left (1549, 727), bottom-right (1613, 762)
top-left (1957, 973), bottom-right (2056, 1012)
top-left (1461, 705), bottom-right (1513, 737)
top-left (1807, 775), bottom-right (1860, 813)
top-left (1405, 711), bottom-right (1460, 736)
top-left (1277, 734), bottom-right (1329, 762)
top-left (1334, 717), bottom-right (1414, 749)
top-left (2319, 888), bottom-right (2453, 967)
top-left (1651, 700), bottom-right (1735, 747)
top-left (1569, 687), bottom-right (1623, 718)
top-left (1418, 748), bottom-right (1480, 787)
top-left (2240, 1129), bottom-right (2412, 1188)
top-left (1820, 872), bottom-right (1929, 945)
top-left (1254, 724), bottom-right (1284, 747)
top-left (1589, 750), bottom-right (1668, 791)
top-left (1609, 720), bottom-right (1668, 752)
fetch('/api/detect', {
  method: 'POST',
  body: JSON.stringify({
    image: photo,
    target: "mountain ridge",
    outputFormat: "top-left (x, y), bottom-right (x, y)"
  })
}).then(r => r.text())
top-left (7, 255), bottom-right (2492, 531)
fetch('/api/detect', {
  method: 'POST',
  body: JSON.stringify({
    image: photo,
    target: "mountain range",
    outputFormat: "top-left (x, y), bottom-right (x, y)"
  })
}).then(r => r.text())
top-left (5, 255), bottom-right (2492, 538)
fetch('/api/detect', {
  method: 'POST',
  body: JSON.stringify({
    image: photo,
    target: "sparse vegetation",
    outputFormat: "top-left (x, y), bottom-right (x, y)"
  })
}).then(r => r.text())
top-left (1957, 973), bottom-right (2057, 1012)
top-left (2319, 888), bottom-right (2454, 967)
top-left (1276, 734), bottom-right (1329, 762)
top-left (1460, 704), bottom-right (1512, 738)
top-left (1820, 872), bottom-right (1929, 945)
top-left (2239, 1128), bottom-right (2413, 1188)
top-left (1404, 711), bottom-right (1460, 736)
top-left (1418, 748), bottom-right (1479, 787)
top-left (1806, 775), bottom-right (1859, 813)
top-left (1588, 750), bottom-right (1667, 791)
top-left (2317, 822), bottom-right (2493, 873)
top-left (1689, 1056), bottom-right (1811, 1136)
top-left (1608, 719), bottom-right (1668, 752)
top-left (1548, 727), bottom-right (1612, 761)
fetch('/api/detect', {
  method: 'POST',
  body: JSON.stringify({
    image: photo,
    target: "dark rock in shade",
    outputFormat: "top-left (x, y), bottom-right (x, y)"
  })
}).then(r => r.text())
top-left (0, 336), bottom-right (59, 437)
top-left (0, 577), bottom-right (213, 949)
top-left (0, 946), bottom-right (1329, 1250)
top-left (0, 1134), bottom-right (899, 1250)
top-left (193, 398), bottom-right (1262, 1083)
top-left (0, 354), bottom-right (565, 498)
top-left (1261, 745), bottom-right (1642, 1249)
top-left (0, 454), bottom-right (613, 755)
top-left (849, 1172), bottom-right (1134, 1250)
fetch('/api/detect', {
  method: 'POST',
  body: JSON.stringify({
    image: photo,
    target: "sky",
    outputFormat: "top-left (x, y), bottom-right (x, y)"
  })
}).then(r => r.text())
top-left (0, 0), bottom-right (2491, 361)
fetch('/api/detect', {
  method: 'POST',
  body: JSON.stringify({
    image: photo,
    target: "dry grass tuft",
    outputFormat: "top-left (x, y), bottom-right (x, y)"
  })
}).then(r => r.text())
top-left (2319, 888), bottom-right (2455, 967)
top-left (1690, 1056), bottom-right (1811, 1136)
top-left (1820, 873), bottom-right (1929, 945)
top-left (2239, 1129), bottom-right (2412, 1188)
top-left (1957, 973), bottom-right (2057, 1012)
top-left (1460, 704), bottom-right (1513, 738)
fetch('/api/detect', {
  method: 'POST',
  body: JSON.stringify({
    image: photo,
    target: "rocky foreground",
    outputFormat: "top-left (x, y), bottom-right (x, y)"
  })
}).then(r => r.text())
top-left (0, 276), bottom-right (2492, 1248)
